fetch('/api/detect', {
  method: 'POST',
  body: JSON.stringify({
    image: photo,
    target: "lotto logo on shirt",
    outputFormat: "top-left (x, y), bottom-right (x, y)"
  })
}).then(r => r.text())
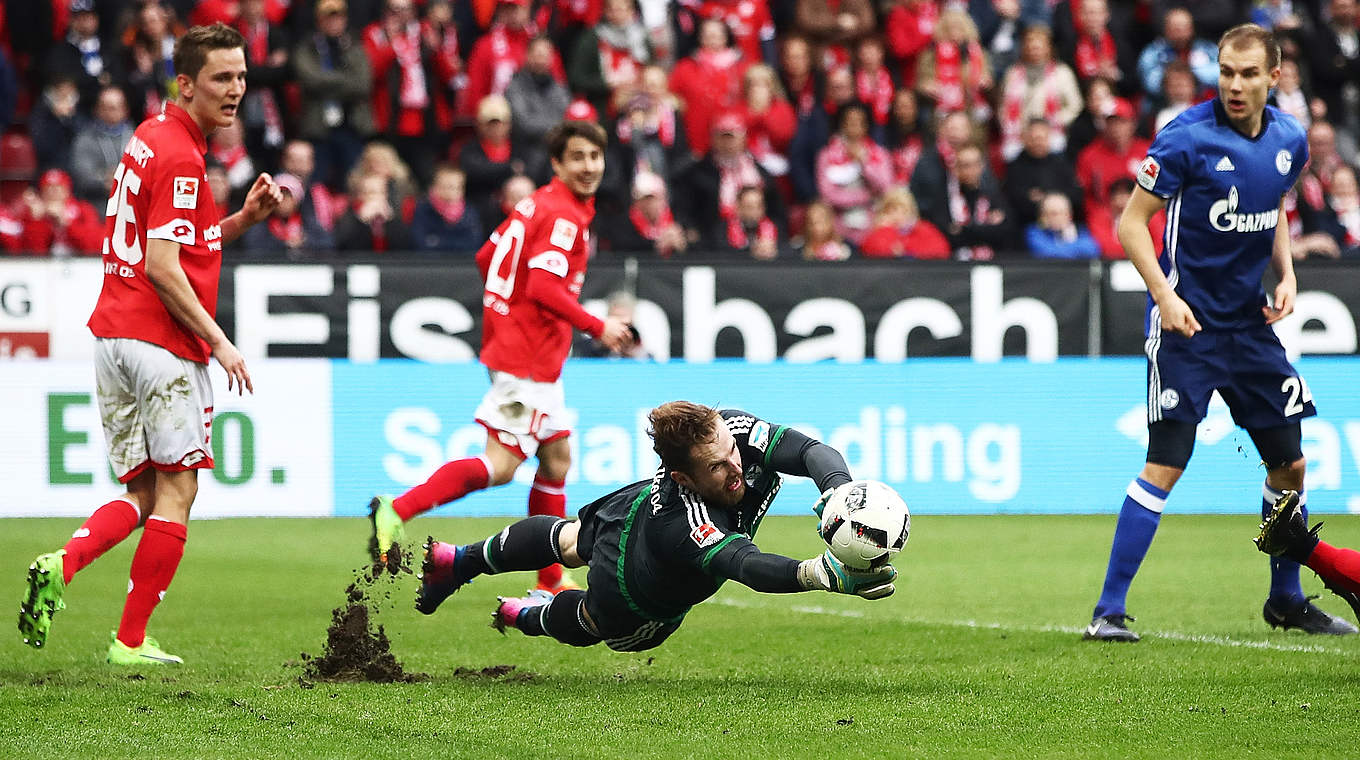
top-left (1137, 157), bottom-right (1160, 192)
top-left (173, 177), bottom-right (199, 209)
top-left (690, 523), bottom-right (722, 548)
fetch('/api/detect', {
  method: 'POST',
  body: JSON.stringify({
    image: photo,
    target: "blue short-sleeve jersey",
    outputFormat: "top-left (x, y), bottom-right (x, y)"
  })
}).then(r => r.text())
top-left (1134, 99), bottom-right (1308, 330)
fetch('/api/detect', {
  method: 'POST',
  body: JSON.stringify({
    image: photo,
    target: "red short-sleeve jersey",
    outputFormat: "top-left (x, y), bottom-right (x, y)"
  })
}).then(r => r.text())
top-left (477, 177), bottom-right (598, 382)
top-left (87, 103), bottom-right (225, 364)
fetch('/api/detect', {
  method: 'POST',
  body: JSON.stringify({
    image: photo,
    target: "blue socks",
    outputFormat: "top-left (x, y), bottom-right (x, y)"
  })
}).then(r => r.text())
top-left (1093, 478), bottom-right (1168, 619)
top-left (1263, 484), bottom-right (1306, 605)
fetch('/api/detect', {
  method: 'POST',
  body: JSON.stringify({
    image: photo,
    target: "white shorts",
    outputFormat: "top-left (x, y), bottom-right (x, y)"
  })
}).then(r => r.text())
top-left (95, 337), bottom-right (214, 483)
top-left (473, 370), bottom-right (575, 459)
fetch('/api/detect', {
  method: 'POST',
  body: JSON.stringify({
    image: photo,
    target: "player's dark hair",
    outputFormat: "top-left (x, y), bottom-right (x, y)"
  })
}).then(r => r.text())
top-left (174, 23), bottom-right (246, 81)
top-left (1218, 23), bottom-right (1280, 70)
top-left (648, 402), bottom-right (722, 472)
top-left (546, 120), bottom-right (607, 161)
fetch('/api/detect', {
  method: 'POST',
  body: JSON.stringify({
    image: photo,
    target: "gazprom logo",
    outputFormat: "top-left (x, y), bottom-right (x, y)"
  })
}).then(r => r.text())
top-left (1209, 186), bottom-right (1278, 233)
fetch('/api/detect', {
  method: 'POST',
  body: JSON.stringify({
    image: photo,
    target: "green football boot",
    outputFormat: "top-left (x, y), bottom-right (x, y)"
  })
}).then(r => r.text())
top-left (368, 495), bottom-right (406, 565)
top-left (107, 632), bottom-right (183, 665)
top-left (18, 550), bottom-right (67, 649)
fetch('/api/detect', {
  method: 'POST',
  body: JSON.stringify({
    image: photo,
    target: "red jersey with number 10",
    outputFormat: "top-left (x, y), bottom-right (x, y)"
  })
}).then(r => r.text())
top-left (87, 102), bottom-right (224, 364)
top-left (476, 177), bottom-right (601, 382)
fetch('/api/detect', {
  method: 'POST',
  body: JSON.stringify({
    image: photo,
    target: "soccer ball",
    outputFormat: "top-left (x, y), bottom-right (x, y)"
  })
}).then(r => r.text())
top-left (817, 480), bottom-right (910, 570)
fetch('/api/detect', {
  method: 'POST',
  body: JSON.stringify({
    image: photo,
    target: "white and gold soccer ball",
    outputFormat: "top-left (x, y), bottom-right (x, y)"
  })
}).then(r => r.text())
top-left (817, 480), bottom-right (911, 570)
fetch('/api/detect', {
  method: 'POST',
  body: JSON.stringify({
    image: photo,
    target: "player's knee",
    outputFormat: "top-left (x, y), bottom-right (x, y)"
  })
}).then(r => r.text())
top-left (1269, 457), bottom-right (1307, 487)
top-left (1146, 420), bottom-right (1196, 470)
top-left (486, 463), bottom-right (518, 487)
top-left (545, 590), bottom-right (600, 647)
top-left (557, 521), bottom-right (585, 568)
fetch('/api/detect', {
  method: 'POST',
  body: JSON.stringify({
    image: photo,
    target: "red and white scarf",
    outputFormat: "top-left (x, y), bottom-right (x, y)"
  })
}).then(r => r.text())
top-left (931, 40), bottom-right (986, 113)
top-left (999, 62), bottom-right (1060, 159)
top-left (1074, 30), bottom-right (1116, 81)
top-left (629, 205), bottom-right (679, 257)
top-left (390, 24), bottom-right (429, 110)
top-left (891, 134), bottom-right (923, 185)
top-left (616, 102), bottom-right (678, 147)
top-left (947, 175), bottom-right (993, 260)
top-left (268, 213), bottom-right (302, 246)
top-left (241, 19), bottom-right (284, 147)
top-left (716, 154), bottom-right (762, 220)
top-left (855, 66), bottom-right (894, 124)
top-left (727, 215), bottom-right (777, 249)
top-left (430, 194), bottom-right (466, 224)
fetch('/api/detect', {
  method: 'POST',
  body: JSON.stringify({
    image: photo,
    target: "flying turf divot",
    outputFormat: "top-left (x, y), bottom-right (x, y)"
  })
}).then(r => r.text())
top-left (300, 559), bottom-right (426, 684)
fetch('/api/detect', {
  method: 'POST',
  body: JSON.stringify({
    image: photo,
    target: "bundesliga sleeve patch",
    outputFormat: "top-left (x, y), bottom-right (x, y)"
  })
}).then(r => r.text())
top-left (173, 177), bottom-right (199, 209)
top-left (749, 420), bottom-right (771, 452)
top-left (549, 218), bottom-right (578, 251)
top-left (690, 523), bottom-right (723, 548)
top-left (527, 250), bottom-right (569, 277)
top-left (148, 218), bottom-right (196, 245)
top-left (1137, 156), bottom-right (1160, 192)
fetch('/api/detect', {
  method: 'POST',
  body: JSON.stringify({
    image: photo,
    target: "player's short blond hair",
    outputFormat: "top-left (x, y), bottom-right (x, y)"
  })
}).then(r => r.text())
top-left (1219, 23), bottom-right (1280, 70)
top-left (174, 23), bottom-right (245, 81)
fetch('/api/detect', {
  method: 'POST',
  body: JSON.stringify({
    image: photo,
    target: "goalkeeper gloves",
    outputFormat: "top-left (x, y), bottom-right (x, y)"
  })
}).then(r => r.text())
top-left (797, 550), bottom-right (896, 600)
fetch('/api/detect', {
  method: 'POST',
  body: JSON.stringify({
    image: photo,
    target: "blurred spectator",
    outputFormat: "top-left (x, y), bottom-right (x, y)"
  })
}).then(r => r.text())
top-left (209, 118), bottom-right (257, 206)
top-left (670, 17), bottom-right (748, 157)
top-left (598, 169), bottom-right (687, 255)
top-left (70, 86), bottom-right (133, 204)
top-left (1299, 163), bottom-right (1360, 258)
top-left (859, 187), bottom-right (950, 259)
top-left (1160, 0), bottom-right (1256, 42)
top-left (777, 35), bottom-right (820, 119)
top-left (1065, 75), bottom-right (1116, 160)
top-left (236, 0), bottom-right (290, 171)
top-left (909, 109), bottom-right (974, 228)
top-left (335, 171), bottom-right (413, 251)
top-left (294, 0), bottom-right (375, 190)
top-left (1270, 57), bottom-right (1311, 132)
top-left (937, 143), bottom-right (1013, 261)
top-left (15, 169), bottom-right (103, 256)
top-left (423, 0), bottom-right (467, 114)
top-left (673, 112), bottom-right (784, 249)
top-left (351, 140), bottom-right (418, 215)
top-left (1136, 7), bottom-right (1217, 103)
top-left (569, 0), bottom-right (651, 110)
top-left (611, 65), bottom-right (688, 184)
top-left (853, 37), bottom-right (893, 129)
top-left (997, 24), bottom-right (1081, 162)
top-left (886, 89), bottom-right (928, 186)
top-left (1089, 177), bottom-right (1164, 260)
top-left (1250, 0), bottom-right (1313, 63)
top-left (1025, 191), bottom-right (1100, 259)
top-left (1308, 0), bottom-right (1360, 156)
top-left (280, 139), bottom-right (338, 232)
top-left (508, 36), bottom-right (571, 157)
top-left (0, 205), bottom-right (22, 252)
top-left (460, 94), bottom-right (547, 226)
top-left (789, 63), bottom-right (856, 201)
top-left (815, 101), bottom-right (893, 245)
top-left (411, 164), bottom-right (483, 253)
top-left (915, 6), bottom-right (993, 122)
top-left (0, 49), bottom-right (14, 134)
top-left (239, 172), bottom-right (335, 256)
top-left (724, 185), bottom-right (781, 259)
top-left (44, 0), bottom-right (121, 111)
top-left (205, 160), bottom-right (232, 219)
top-left (481, 173), bottom-right (538, 231)
top-left (120, 1), bottom-right (182, 120)
top-left (30, 77), bottom-right (81, 173)
top-left (1152, 60), bottom-right (1198, 134)
top-left (364, 0), bottom-right (461, 187)
top-left (736, 64), bottom-right (796, 182)
top-left (1076, 97), bottom-right (1149, 221)
top-left (1059, 0), bottom-right (1129, 92)
top-left (684, 0), bottom-right (775, 65)
top-left (973, 0), bottom-right (1023, 80)
top-left (467, 0), bottom-right (562, 111)
top-left (189, 0), bottom-right (242, 27)
top-left (536, 0), bottom-right (603, 62)
top-left (1004, 117), bottom-right (1084, 228)
top-left (793, 199), bottom-right (852, 260)
top-left (885, 0), bottom-right (940, 88)
top-left (793, 0), bottom-right (874, 53)
top-left (574, 290), bottom-right (650, 358)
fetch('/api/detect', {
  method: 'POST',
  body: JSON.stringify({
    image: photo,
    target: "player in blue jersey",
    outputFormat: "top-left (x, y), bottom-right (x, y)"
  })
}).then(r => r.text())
top-left (1083, 23), bottom-right (1357, 642)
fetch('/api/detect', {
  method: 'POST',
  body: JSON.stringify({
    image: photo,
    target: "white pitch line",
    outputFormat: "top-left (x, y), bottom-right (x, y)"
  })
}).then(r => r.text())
top-left (711, 597), bottom-right (1354, 655)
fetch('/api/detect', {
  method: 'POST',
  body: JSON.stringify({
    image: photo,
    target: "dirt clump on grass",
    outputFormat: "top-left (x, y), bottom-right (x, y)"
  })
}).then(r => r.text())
top-left (301, 568), bottom-right (426, 684)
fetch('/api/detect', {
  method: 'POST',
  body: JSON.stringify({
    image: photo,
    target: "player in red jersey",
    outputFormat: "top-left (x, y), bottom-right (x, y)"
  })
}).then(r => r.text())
top-left (18, 23), bottom-right (282, 666)
top-left (1257, 490), bottom-right (1360, 624)
top-left (370, 120), bottom-right (634, 594)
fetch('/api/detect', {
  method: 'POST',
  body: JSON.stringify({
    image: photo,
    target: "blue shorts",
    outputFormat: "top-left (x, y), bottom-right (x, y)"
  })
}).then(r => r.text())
top-left (1144, 324), bottom-right (1316, 429)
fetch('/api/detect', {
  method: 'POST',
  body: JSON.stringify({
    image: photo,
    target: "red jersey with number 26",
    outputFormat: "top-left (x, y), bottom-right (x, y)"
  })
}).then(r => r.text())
top-left (87, 102), bottom-right (224, 364)
top-left (476, 177), bottom-right (605, 382)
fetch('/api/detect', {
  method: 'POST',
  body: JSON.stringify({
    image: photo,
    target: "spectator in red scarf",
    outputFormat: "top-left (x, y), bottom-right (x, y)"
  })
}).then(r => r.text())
top-left (909, 108), bottom-right (974, 226)
top-left (794, 199), bottom-right (852, 261)
top-left (670, 17), bottom-right (747, 157)
top-left (885, 0), bottom-right (939, 88)
top-left (568, 0), bottom-right (652, 111)
top-left (1004, 117), bottom-right (1085, 228)
top-left (777, 35), bottom-right (820, 121)
top-left (688, 0), bottom-right (775, 65)
top-left (1061, 0), bottom-right (1128, 91)
top-left (1075, 96), bottom-right (1149, 223)
top-left (916, 6), bottom-right (992, 122)
top-left (852, 36), bottom-right (894, 130)
top-left (466, 0), bottom-right (563, 112)
top-left (935, 143), bottom-right (1013, 261)
top-left (789, 63), bottom-right (857, 201)
top-left (673, 112), bottom-right (785, 249)
top-left (859, 187), bottom-right (950, 259)
top-left (997, 24), bottom-right (1082, 162)
top-left (1298, 164), bottom-right (1360, 259)
top-left (412, 164), bottom-right (483, 254)
top-left (611, 65), bottom-right (689, 184)
top-left (364, 0), bottom-right (461, 187)
top-left (598, 170), bottom-right (688, 256)
top-left (885, 89), bottom-right (928, 187)
top-left (236, 0), bottom-right (289, 171)
top-left (816, 101), bottom-right (894, 244)
top-left (280, 139), bottom-right (338, 233)
top-left (335, 171), bottom-right (413, 252)
top-left (725, 185), bottom-right (781, 259)
top-left (736, 64), bottom-right (796, 182)
top-left (459, 94), bottom-right (549, 227)
top-left (240, 172), bottom-right (335, 257)
top-left (15, 169), bottom-right (103, 256)
top-left (209, 118), bottom-right (256, 208)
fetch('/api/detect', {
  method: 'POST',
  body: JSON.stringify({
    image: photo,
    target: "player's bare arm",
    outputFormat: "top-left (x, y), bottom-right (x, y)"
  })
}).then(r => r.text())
top-left (1120, 186), bottom-right (1201, 337)
top-left (1264, 195), bottom-right (1297, 325)
top-left (219, 173), bottom-right (283, 245)
top-left (144, 237), bottom-right (253, 394)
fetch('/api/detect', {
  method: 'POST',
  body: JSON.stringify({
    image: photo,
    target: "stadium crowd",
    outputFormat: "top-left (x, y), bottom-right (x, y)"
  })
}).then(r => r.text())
top-left (0, 0), bottom-right (1358, 261)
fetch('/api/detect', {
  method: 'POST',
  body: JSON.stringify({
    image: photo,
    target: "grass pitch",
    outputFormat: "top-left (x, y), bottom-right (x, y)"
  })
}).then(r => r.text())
top-left (3, 514), bottom-right (1360, 759)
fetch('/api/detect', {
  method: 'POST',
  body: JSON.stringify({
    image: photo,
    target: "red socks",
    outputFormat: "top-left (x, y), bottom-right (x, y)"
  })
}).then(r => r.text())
top-left (62, 498), bottom-right (141, 585)
top-left (1307, 541), bottom-right (1360, 596)
top-left (116, 517), bottom-right (187, 649)
top-left (394, 456), bottom-right (492, 521)
top-left (529, 476), bottom-right (567, 588)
